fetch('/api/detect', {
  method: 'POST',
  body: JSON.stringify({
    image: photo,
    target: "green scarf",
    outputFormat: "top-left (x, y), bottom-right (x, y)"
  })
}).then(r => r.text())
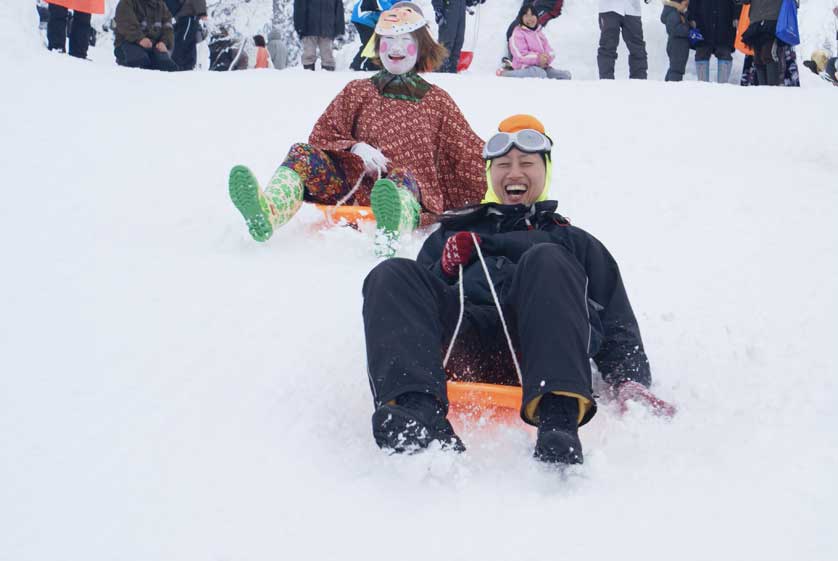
top-left (370, 70), bottom-right (431, 102)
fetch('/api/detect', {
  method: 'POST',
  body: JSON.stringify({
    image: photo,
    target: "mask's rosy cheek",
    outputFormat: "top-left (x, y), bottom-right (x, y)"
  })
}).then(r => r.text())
top-left (407, 44), bottom-right (417, 56)
top-left (380, 40), bottom-right (390, 54)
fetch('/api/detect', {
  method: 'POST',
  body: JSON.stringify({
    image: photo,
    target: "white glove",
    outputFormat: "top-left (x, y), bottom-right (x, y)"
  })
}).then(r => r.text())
top-left (350, 142), bottom-right (389, 175)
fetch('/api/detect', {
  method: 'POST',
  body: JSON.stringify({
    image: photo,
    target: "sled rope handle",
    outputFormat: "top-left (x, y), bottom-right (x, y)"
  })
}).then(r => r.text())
top-left (442, 233), bottom-right (523, 386)
top-left (442, 265), bottom-right (465, 368)
top-left (327, 168), bottom-right (381, 222)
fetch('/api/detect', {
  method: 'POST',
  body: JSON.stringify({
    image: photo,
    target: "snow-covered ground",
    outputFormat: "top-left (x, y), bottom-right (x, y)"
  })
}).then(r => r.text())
top-left (2, 2), bottom-right (837, 561)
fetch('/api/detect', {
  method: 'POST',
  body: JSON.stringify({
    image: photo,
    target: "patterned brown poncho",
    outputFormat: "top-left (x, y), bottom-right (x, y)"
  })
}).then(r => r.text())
top-left (308, 74), bottom-right (487, 227)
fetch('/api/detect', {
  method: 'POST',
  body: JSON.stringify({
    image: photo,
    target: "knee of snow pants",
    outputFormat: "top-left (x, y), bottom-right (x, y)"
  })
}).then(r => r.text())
top-left (362, 258), bottom-right (460, 410)
top-left (502, 244), bottom-right (597, 425)
top-left (115, 44), bottom-right (152, 68)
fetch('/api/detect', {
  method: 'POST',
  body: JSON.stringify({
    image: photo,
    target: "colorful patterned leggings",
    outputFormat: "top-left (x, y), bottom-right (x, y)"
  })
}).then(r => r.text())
top-left (281, 143), bottom-right (421, 205)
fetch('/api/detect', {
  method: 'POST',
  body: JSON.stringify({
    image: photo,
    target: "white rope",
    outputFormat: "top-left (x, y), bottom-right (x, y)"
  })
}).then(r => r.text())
top-left (471, 232), bottom-right (523, 385)
top-left (440, 233), bottom-right (523, 387)
top-left (442, 265), bottom-right (465, 368)
top-left (327, 167), bottom-right (381, 222)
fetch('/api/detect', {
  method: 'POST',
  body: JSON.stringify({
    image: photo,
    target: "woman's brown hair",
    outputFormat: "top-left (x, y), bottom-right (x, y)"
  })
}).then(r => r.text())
top-left (371, 26), bottom-right (448, 73)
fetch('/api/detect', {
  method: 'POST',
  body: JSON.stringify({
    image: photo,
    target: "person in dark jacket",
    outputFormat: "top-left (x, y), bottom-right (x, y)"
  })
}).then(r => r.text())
top-left (740, 0), bottom-right (785, 85)
top-left (362, 114), bottom-right (674, 464)
top-left (294, 0), bottom-right (346, 71)
top-left (169, 0), bottom-right (207, 71)
top-left (433, 0), bottom-right (485, 73)
top-left (113, 0), bottom-right (178, 71)
top-left (687, 0), bottom-right (741, 83)
top-left (660, 0), bottom-right (691, 81)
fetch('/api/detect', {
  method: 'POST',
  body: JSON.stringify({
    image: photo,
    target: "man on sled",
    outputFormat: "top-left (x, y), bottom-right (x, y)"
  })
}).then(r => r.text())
top-left (362, 115), bottom-right (675, 465)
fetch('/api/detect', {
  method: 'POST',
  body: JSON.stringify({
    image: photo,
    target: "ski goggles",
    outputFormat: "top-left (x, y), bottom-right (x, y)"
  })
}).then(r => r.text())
top-left (482, 129), bottom-right (553, 160)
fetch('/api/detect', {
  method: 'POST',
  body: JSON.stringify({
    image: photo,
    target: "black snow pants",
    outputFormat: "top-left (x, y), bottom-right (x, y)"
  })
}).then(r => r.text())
top-left (115, 43), bottom-right (179, 72)
top-left (172, 16), bottom-right (201, 71)
top-left (597, 11), bottom-right (648, 79)
top-left (47, 4), bottom-right (92, 59)
top-left (362, 245), bottom-right (597, 426)
top-left (437, 0), bottom-right (466, 73)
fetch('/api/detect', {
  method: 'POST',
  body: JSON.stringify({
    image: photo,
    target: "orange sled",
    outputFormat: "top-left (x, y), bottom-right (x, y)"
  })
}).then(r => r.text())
top-left (446, 381), bottom-right (523, 426)
top-left (314, 204), bottom-right (375, 225)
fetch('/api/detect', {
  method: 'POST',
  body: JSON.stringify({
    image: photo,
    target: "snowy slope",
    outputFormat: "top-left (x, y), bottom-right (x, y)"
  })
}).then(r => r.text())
top-left (1, 2), bottom-right (837, 561)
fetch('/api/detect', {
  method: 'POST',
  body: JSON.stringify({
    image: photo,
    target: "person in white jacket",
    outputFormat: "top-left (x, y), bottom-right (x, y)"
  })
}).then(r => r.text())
top-left (597, 0), bottom-right (649, 79)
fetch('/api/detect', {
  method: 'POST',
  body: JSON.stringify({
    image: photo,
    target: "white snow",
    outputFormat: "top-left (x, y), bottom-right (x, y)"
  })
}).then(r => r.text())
top-left (1, 2), bottom-right (837, 561)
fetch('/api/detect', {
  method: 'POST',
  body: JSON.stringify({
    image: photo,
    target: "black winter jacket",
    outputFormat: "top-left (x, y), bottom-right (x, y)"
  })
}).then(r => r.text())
top-left (416, 201), bottom-right (652, 387)
top-left (294, 0), bottom-right (346, 39)
top-left (688, 0), bottom-right (742, 48)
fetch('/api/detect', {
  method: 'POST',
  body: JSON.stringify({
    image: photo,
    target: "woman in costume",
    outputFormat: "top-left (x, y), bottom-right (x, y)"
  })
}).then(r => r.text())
top-left (228, 2), bottom-right (486, 250)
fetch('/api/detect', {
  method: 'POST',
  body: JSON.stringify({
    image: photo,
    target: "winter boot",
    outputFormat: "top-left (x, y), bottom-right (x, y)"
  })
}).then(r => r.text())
top-left (228, 165), bottom-right (303, 242)
top-left (322, 65), bottom-right (335, 71)
top-left (717, 60), bottom-right (732, 84)
top-left (533, 393), bottom-right (583, 465)
top-left (370, 178), bottom-right (420, 257)
top-left (696, 60), bottom-right (710, 82)
top-left (372, 392), bottom-right (466, 454)
top-left (303, 63), bottom-right (315, 71)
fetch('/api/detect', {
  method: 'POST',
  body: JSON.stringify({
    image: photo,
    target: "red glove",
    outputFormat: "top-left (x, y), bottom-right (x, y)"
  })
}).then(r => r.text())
top-left (615, 381), bottom-right (677, 418)
top-left (441, 232), bottom-right (482, 277)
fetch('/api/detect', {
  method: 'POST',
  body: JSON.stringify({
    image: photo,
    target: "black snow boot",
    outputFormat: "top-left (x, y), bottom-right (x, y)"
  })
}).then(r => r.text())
top-left (534, 394), bottom-right (583, 465)
top-left (372, 392), bottom-right (466, 454)
top-left (303, 63), bottom-right (315, 71)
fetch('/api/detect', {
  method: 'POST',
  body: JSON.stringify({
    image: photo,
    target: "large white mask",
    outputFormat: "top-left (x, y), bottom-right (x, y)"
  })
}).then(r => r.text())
top-left (379, 33), bottom-right (418, 75)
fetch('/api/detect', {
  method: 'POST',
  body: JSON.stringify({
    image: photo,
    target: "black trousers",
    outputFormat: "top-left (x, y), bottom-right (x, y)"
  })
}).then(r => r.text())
top-left (437, 0), bottom-right (466, 73)
top-left (362, 245), bottom-right (597, 426)
top-left (115, 43), bottom-right (179, 72)
top-left (172, 16), bottom-right (200, 71)
top-left (47, 4), bottom-right (91, 59)
top-left (350, 23), bottom-right (375, 71)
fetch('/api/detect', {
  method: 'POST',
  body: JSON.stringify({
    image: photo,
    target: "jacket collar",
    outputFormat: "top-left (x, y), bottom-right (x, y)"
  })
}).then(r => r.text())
top-left (370, 70), bottom-right (431, 102)
top-left (440, 201), bottom-right (565, 231)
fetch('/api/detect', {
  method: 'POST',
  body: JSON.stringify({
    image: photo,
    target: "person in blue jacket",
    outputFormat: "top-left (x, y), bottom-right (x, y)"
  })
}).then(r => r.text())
top-left (361, 114), bottom-right (675, 465)
top-left (350, 0), bottom-right (397, 70)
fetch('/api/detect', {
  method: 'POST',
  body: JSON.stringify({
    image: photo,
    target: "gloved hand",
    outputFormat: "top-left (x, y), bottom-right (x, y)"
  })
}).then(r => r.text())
top-left (615, 381), bottom-right (677, 418)
top-left (441, 232), bottom-right (482, 277)
top-left (350, 142), bottom-right (389, 175)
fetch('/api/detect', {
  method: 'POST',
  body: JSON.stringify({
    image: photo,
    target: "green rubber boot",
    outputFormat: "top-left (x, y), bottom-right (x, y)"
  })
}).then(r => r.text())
top-left (228, 165), bottom-right (303, 242)
top-left (370, 178), bottom-right (421, 257)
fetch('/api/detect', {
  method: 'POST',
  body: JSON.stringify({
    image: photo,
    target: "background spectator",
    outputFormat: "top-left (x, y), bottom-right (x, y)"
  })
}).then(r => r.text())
top-left (660, 0), bottom-right (690, 81)
top-left (740, 0), bottom-right (785, 86)
top-left (294, 0), bottom-right (345, 71)
top-left (597, 0), bottom-right (649, 79)
top-left (208, 25), bottom-right (248, 70)
top-left (350, 0), bottom-right (397, 71)
top-left (688, 0), bottom-right (741, 83)
top-left (45, 0), bottom-right (103, 59)
top-left (114, 0), bottom-right (178, 71)
top-left (267, 29), bottom-right (288, 69)
top-left (499, 2), bottom-right (571, 79)
top-left (167, 0), bottom-right (207, 71)
top-left (505, 0), bottom-right (564, 44)
top-left (434, 0), bottom-right (484, 73)
top-left (253, 34), bottom-right (272, 68)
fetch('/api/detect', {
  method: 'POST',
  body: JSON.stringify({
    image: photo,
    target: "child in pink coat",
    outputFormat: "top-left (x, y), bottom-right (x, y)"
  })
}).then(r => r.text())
top-left (499, 2), bottom-right (571, 80)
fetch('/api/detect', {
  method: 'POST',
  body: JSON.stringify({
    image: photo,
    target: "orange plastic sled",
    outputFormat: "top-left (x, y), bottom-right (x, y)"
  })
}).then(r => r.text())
top-left (446, 381), bottom-right (523, 426)
top-left (314, 204), bottom-right (375, 226)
